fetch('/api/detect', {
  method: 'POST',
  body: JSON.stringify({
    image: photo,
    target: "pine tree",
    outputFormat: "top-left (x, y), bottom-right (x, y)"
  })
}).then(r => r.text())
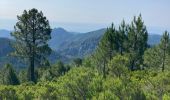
top-left (143, 46), bottom-right (162, 69)
top-left (160, 31), bottom-right (169, 72)
top-left (18, 70), bottom-right (27, 83)
top-left (56, 61), bottom-right (66, 75)
top-left (73, 58), bottom-right (82, 67)
top-left (127, 14), bottom-right (148, 70)
top-left (2, 64), bottom-right (20, 85)
top-left (94, 24), bottom-right (116, 78)
top-left (11, 8), bottom-right (52, 82)
top-left (117, 20), bottom-right (128, 55)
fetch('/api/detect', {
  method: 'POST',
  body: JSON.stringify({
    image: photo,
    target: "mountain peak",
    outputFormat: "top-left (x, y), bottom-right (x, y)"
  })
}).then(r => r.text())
top-left (53, 27), bottom-right (67, 32)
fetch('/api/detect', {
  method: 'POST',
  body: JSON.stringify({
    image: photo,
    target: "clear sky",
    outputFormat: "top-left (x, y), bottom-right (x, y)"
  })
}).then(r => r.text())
top-left (0, 0), bottom-right (170, 33)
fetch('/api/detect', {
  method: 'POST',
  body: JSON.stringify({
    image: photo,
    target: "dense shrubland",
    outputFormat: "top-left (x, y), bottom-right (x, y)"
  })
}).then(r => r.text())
top-left (0, 67), bottom-right (170, 99)
top-left (0, 8), bottom-right (170, 100)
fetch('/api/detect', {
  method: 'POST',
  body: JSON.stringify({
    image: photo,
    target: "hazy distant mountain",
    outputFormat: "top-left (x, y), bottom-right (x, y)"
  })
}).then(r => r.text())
top-left (49, 28), bottom-right (162, 58)
top-left (0, 29), bottom-right (12, 39)
top-left (148, 34), bottom-right (162, 46)
top-left (49, 28), bottom-right (76, 50)
top-left (0, 38), bottom-right (13, 57)
top-left (55, 28), bottom-right (106, 58)
top-left (0, 28), bottom-right (163, 66)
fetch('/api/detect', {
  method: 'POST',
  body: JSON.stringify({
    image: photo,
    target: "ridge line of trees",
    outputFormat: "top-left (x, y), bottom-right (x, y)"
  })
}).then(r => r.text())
top-left (93, 14), bottom-right (169, 78)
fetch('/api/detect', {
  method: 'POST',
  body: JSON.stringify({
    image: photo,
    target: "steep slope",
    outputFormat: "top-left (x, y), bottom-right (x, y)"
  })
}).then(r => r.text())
top-left (57, 28), bottom-right (106, 58)
top-left (48, 28), bottom-right (106, 58)
top-left (48, 28), bottom-right (76, 50)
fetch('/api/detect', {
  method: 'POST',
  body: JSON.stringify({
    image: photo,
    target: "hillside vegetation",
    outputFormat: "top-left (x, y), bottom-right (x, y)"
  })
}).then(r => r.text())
top-left (0, 9), bottom-right (170, 100)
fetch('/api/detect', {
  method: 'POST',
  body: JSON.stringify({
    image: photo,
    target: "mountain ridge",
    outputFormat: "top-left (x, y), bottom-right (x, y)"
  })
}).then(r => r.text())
top-left (0, 28), bottom-right (163, 66)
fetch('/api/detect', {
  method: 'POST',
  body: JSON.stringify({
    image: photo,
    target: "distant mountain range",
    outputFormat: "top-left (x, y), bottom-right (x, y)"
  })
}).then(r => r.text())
top-left (49, 28), bottom-right (106, 58)
top-left (49, 28), bottom-right (163, 58)
top-left (0, 28), bottom-right (163, 67)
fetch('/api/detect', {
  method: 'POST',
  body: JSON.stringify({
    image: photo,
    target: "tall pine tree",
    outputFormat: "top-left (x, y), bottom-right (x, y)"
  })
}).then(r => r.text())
top-left (94, 24), bottom-right (116, 78)
top-left (117, 20), bottom-right (127, 55)
top-left (127, 14), bottom-right (148, 70)
top-left (160, 31), bottom-right (169, 72)
top-left (11, 8), bottom-right (52, 82)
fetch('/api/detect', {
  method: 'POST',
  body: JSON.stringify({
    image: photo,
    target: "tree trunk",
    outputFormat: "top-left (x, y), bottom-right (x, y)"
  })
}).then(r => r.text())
top-left (103, 60), bottom-right (106, 79)
top-left (31, 57), bottom-right (35, 82)
top-left (27, 17), bottom-right (36, 82)
top-left (131, 60), bottom-right (135, 71)
top-left (28, 57), bottom-right (35, 82)
top-left (162, 49), bottom-right (166, 72)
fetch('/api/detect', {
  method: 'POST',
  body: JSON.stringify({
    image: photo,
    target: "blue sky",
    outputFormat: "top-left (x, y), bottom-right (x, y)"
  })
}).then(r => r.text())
top-left (0, 0), bottom-right (170, 33)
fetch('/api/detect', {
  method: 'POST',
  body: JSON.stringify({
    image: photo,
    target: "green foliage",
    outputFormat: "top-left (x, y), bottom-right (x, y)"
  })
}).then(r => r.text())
top-left (108, 54), bottom-right (129, 78)
top-left (93, 14), bottom-right (148, 80)
top-left (1, 64), bottom-right (20, 85)
top-left (55, 61), bottom-right (66, 75)
top-left (73, 58), bottom-right (82, 67)
top-left (144, 31), bottom-right (170, 71)
top-left (94, 24), bottom-right (117, 78)
top-left (0, 67), bottom-right (170, 99)
top-left (0, 86), bottom-right (18, 100)
top-left (144, 46), bottom-right (170, 71)
top-left (50, 60), bottom-right (69, 77)
top-left (82, 56), bottom-right (96, 68)
top-left (36, 60), bottom-right (70, 82)
top-left (18, 70), bottom-right (27, 83)
top-left (144, 46), bottom-right (162, 69)
top-left (39, 69), bottom-right (53, 82)
top-left (51, 67), bottom-right (103, 99)
top-left (117, 20), bottom-right (128, 54)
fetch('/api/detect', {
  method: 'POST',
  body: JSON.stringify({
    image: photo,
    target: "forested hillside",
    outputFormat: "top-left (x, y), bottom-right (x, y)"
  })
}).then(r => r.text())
top-left (0, 8), bottom-right (170, 100)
